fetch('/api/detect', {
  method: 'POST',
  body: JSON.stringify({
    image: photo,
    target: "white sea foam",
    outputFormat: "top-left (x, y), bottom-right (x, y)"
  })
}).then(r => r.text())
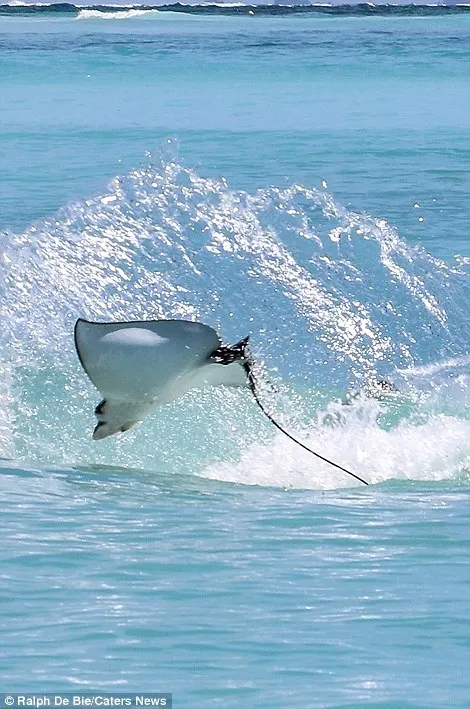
top-left (75, 3), bottom-right (140, 6)
top-left (77, 8), bottom-right (160, 20)
top-left (201, 406), bottom-right (470, 490)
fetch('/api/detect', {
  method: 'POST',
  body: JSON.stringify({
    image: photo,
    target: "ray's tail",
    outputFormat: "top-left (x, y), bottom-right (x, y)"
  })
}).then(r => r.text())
top-left (215, 340), bottom-right (370, 487)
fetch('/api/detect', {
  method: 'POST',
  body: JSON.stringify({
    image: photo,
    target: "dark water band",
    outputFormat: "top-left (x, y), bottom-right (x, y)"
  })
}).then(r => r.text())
top-left (1, 3), bottom-right (470, 18)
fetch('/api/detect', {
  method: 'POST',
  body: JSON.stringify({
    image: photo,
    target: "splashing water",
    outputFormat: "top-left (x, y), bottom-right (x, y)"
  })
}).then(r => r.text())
top-left (1, 153), bottom-right (469, 485)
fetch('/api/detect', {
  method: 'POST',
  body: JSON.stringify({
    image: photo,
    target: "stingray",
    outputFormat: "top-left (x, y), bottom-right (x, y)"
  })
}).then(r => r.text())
top-left (74, 318), bottom-right (250, 441)
top-left (74, 317), bottom-right (369, 485)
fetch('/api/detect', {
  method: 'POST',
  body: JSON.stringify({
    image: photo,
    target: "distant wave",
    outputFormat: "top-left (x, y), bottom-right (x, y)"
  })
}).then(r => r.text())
top-left (77, 6), bottom-right (159, 17)
top-left (2, 2), bottom-right (470, 18)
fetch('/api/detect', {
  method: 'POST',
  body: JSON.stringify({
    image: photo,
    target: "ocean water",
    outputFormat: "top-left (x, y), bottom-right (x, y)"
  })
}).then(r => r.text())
top-left (1, 7), bottom-right (470, 707)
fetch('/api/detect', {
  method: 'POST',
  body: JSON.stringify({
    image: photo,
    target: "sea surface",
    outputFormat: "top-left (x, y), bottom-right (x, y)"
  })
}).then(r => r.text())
top-left (1, 6), bottom-right (470, 708)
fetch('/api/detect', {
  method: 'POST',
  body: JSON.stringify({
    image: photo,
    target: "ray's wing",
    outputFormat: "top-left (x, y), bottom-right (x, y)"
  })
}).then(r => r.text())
top-left (74, 318), bottom-right (220, 403)
top-left (75, 318), bottom-right (222, 439)
top-left (74, 319), bottom-right (251, 440)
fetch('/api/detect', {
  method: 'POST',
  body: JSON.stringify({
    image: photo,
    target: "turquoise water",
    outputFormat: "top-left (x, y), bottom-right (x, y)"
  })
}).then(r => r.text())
top-left (2, 9), bottom-right (470, 707)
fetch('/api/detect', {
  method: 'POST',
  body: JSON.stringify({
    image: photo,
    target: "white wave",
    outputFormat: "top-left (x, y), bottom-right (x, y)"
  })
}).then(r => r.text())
top-left (76, 3), bottom-right (140, 6)
top-left (3, 1), bottom-right (55, 5)
top-left (77, 8), bottom-right (160, 20)
top-left (201, 410), bottom-right (470, 490)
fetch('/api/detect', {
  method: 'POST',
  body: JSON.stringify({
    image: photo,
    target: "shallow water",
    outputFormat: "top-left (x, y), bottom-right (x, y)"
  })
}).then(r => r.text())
top-left (1, 10), bottom-right (470, 707)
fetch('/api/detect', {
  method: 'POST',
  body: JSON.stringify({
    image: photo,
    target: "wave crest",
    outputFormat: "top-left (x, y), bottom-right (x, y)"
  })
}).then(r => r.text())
top-left (77, 7), bottom-right (160, 19)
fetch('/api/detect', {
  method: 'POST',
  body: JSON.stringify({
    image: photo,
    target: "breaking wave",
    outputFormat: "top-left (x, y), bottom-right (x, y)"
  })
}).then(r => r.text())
top-left (77, 7), bottom-right (160, 18)
top-left (1, 151), bottom-right (469, 487)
